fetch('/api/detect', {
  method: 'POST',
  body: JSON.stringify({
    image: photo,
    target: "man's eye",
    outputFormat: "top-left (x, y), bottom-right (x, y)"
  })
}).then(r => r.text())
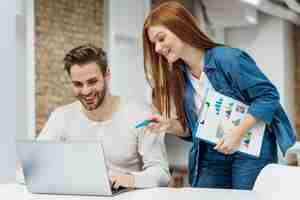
top-left (73, 83), bottom-right (82, 88)
top-left (88, 80), bottom-right (98, 86)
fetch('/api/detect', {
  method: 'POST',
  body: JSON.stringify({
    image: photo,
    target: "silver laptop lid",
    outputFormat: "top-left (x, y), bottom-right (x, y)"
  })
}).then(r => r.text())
top-left (16, 140), bottom-right (113, 196)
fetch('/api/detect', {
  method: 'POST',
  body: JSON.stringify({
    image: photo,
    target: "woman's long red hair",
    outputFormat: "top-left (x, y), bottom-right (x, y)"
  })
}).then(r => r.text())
top-left (143, 1), bottom-right (219, 130)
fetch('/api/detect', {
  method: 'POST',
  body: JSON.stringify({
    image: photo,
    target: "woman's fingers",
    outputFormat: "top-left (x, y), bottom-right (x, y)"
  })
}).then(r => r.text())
top-left (148, 115), bottom-right (161, 122)
top-left (214, 139), bottom-right (235, 155)
top-left (146, 123), bottom-right (164, 133)
top-left (144, 115), bottom-right (170, 133)
top-left (214, 138), bottom-right (224, 151)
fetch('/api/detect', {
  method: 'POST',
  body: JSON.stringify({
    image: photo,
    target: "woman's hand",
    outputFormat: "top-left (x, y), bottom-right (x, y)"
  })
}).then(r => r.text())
top-left (144, 115), bottom-right (171, 133)
top-left (144, 115), bottom-right (189, 137)
top-left (214, 114), bottom-right (259, 155)
top-left (214, 126), bottom-right (244, 155)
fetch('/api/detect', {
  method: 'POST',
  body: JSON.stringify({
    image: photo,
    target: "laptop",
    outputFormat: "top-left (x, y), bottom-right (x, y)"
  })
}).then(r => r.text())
top-left (16, 140), bottom-right (128, 196)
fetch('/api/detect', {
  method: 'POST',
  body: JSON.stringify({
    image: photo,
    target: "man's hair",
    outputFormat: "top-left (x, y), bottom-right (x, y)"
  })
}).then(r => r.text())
top-left (63, 44), bottom-right (108, 75)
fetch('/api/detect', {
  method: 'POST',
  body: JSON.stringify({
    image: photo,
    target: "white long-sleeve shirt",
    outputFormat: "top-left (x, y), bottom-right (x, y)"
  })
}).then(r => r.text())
top-left (37, 99), bottom-right (170, 188)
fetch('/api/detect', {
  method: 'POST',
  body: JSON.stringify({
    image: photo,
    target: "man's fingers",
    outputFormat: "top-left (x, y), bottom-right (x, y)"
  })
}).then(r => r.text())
top-left (113, 182), bottom-right (120, 189)
top-left (110, 176), bottom-right (120, 189)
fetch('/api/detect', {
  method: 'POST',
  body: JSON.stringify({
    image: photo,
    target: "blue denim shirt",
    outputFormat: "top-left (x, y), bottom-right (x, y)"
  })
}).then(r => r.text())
top-left (180, 46), bottom-right (296, 186)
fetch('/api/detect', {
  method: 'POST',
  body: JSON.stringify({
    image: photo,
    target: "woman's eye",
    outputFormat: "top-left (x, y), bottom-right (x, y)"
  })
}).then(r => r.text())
top-left (158, 37), bottom-right (164, 42)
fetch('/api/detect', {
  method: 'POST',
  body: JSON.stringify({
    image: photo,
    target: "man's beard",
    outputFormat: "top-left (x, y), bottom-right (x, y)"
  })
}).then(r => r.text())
top-left (77, 84), bottom-right (107, 111)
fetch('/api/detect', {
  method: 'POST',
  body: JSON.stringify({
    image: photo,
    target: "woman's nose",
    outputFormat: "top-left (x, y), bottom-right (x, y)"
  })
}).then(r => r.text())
top-left (155, 43), bottom-right (163, 54)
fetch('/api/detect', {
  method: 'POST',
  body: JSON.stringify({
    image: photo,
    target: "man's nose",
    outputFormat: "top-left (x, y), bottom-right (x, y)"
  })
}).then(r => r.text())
top-left (81, 85), bottom-right (92, 95)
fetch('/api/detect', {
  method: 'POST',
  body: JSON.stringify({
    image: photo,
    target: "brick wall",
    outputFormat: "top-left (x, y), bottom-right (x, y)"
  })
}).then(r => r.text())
top-left (35, 0), bottom-right (104, 135)
top-left (294, 25), bottom-right (300, 139)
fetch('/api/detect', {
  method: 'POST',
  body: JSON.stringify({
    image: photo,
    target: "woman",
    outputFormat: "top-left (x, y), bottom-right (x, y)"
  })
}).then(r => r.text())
top-left (142, 1), bottom-right (296, 189)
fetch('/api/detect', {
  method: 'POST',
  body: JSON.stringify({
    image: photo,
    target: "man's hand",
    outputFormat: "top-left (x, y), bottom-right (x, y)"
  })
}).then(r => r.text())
top-left (110, 174), bottom-right (134, 189)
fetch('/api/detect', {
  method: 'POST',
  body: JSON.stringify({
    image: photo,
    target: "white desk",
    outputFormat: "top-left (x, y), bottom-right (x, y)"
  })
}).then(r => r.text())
top-left (0, 182), bottom-right (258, 200)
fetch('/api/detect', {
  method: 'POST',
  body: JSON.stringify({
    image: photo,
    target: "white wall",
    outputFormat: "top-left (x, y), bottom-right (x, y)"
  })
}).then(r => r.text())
top-left (0, 0), bottom-right (17, 182)
top-left (16, 0), bottom-right (24, 16)
top-left (226, 13), bottom-right (296, 162)
top-left (16, 14), bottom-right (27, 140)
top-left (25, 0), bottom-right (36, 139)
top-left (226, 13), bottom-right (295, 118)
top-left (108, 0), bottom-right (151, 102)
top-left (16, 0), bottom-right (34, 140)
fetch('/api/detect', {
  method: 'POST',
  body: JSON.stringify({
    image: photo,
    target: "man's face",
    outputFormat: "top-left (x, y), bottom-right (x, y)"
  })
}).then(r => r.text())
top-left (70, 62), bottom-right (106, 111)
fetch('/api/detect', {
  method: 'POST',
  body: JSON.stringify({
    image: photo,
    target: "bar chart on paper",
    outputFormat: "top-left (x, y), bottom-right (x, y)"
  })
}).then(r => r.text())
top-left (196, 89), bottom-right (266, 157)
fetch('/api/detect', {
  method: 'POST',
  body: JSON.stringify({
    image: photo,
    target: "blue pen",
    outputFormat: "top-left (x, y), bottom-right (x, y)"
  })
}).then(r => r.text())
top-left (135, 119), bottom-right (156, 129)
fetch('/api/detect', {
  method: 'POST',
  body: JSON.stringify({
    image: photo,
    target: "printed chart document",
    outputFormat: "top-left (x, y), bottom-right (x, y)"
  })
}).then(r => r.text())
top-left (196, 89), bottom-right (265, 157)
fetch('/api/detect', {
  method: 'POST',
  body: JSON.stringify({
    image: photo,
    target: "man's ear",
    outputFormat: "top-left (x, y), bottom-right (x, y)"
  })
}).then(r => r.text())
top-left (104, 67), bottom-right (111, 81)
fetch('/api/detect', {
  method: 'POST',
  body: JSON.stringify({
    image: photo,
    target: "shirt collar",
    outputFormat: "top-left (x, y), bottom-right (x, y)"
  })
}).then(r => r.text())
top-left (178, 47), bottom-right (218, 74)
top-left (203, 47), bottom-right (217, 72)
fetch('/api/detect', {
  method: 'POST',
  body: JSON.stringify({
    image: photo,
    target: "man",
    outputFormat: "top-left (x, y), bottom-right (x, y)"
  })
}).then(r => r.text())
top-left (37, 44), bottom-right (170, 189)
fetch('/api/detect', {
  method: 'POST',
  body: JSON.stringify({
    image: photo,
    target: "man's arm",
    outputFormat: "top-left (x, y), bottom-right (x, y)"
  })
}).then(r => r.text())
top-left (130, 129), bottom-right (171, 188)
top-left (37, 109), bottom-right (65, 140)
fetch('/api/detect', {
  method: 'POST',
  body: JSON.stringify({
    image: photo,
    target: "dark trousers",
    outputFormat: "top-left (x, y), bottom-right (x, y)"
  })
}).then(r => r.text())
top-left (193, 131), bottom-right (277, 190)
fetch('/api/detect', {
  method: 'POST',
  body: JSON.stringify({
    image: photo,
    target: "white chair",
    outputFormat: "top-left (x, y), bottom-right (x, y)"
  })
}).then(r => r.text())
top-left (253, 163), bottom-right (300, 200)
top-left (165, 134), bottom-right (192, 187)
top-left (285, 141), bottom-right (300, 165)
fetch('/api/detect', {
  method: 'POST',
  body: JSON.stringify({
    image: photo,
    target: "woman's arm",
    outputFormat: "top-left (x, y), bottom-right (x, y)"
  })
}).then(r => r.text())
top-left (222, 49), bottom-right (280, 124)
top-left (215, 48), bottom-right (280, 154)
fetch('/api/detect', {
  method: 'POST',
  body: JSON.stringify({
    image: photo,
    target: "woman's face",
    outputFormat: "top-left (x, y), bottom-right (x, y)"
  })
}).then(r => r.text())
top-left (147, 25), bottom-right (185, 65)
